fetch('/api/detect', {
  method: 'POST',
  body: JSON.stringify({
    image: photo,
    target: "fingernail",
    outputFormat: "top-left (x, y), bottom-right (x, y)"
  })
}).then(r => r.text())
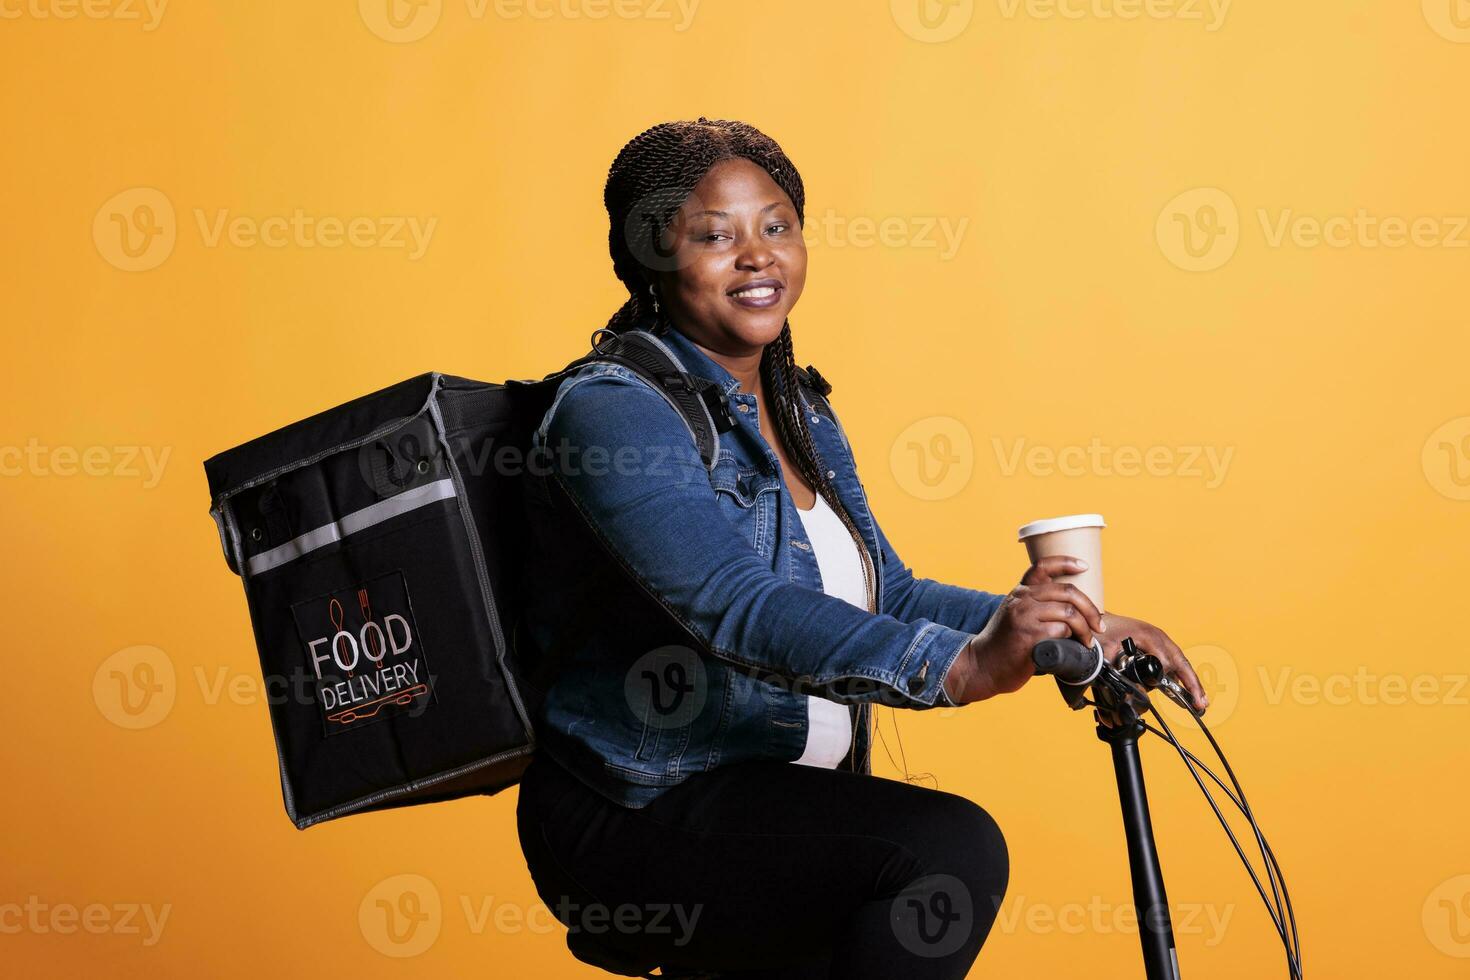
top-left (1074, 559), bottom-right (1089, 570)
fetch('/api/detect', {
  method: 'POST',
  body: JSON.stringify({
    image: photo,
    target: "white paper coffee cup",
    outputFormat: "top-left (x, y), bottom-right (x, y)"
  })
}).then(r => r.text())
top-left (1018, 513), bottom-right (1106, 613)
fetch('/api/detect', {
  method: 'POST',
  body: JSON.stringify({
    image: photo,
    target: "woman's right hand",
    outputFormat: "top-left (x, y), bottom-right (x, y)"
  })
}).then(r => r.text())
top-left (942, 556), bottom-right (1105, 705)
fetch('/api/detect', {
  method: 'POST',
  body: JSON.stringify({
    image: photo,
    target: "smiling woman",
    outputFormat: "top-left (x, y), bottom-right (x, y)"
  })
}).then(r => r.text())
top-left (511, 117), bottom-right (1202, 978)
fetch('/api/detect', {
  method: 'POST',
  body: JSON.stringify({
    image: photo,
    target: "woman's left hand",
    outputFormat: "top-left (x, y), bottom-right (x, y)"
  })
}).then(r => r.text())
top-left (1097, 613), bottom-right (1210, 712)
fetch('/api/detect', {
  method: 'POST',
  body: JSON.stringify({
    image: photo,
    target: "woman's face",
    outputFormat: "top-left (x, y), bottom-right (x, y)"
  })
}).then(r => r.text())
top-left (652, 157), bottom-right (807, 356)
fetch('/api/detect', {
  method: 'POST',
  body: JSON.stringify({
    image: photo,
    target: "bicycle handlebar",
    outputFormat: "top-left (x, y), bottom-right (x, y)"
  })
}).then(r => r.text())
top-left (1032, 637), bottom-right (1104, 686)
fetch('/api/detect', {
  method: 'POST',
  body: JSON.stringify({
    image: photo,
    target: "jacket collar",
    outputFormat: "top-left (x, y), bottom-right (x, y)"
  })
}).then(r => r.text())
top-left (624, 317), bottom-right (822, 416)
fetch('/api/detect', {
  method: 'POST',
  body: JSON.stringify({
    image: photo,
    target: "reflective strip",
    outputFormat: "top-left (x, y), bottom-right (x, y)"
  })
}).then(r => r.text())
top-left (244, 478), bottom-right (457, 577)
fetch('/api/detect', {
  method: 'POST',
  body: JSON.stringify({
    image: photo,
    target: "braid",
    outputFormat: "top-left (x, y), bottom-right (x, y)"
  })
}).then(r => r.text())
top-left (760, 322), bottom-right (844, 516)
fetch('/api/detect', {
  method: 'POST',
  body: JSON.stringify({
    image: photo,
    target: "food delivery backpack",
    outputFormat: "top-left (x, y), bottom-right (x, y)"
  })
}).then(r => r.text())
top-left (203, 327), bottom-right (752, 829)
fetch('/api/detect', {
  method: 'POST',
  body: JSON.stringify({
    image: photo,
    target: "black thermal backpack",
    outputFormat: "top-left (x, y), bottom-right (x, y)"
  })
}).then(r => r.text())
top-left (202, 328), bottom-right (755, 829)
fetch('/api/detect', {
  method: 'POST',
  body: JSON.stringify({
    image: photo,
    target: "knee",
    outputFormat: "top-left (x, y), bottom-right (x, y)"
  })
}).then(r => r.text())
top-left (883, 799), bottom-right (1009, 963)
top-left (919, 795), bottom-right (1010, 913)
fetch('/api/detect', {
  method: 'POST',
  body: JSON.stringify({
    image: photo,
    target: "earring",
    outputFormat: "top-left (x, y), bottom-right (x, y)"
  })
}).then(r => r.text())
top-left (649, 284), bottom-right (660, 314)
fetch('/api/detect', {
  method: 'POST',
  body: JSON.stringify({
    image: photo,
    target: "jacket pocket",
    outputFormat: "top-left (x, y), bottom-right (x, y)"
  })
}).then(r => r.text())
top-left (709, 454), bottom-right (779, 508)
top-left (708, 454), bottom-right (780, 556)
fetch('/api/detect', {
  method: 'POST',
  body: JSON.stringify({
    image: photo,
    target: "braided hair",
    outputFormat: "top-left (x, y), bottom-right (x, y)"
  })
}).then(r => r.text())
top-left (601, 118), bottom-right (865, 570)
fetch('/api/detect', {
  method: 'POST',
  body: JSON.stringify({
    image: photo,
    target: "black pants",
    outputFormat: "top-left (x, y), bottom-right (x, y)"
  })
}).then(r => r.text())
top-left (515, 750), bottom-right (1009, 978)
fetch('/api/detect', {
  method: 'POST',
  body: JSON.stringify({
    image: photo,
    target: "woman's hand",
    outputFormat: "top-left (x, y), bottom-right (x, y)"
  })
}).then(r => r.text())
top-left (941, 555), bottom-right (1211, 712)
top-left (943, 556), bottom-right (1105, 705)
top-left (1094, 612), bottom-right (1209, 712)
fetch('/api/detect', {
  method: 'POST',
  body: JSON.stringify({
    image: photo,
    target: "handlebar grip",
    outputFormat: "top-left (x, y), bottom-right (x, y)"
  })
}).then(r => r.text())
top-left (1032, 638), bottom-right (1104, 686)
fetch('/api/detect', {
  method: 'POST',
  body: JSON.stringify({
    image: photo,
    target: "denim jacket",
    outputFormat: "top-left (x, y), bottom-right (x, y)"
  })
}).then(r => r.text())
top-left (519, 321), bottom-right (1005, 808)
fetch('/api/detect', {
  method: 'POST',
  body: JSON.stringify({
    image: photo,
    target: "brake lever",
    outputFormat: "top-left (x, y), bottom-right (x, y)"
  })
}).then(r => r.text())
top-left (1156, 675), bottom-right (1196, 713)
top-left (1114, 637), bottom-right (1195, 714)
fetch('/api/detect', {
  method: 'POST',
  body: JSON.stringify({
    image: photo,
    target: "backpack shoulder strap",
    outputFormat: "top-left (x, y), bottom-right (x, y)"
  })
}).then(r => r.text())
top-left (554, 328), bottom-right (736, 470)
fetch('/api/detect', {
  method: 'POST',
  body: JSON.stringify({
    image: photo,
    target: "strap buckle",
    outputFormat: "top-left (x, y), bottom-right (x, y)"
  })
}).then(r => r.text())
top-left (698, 382), bottom-right (737, 434)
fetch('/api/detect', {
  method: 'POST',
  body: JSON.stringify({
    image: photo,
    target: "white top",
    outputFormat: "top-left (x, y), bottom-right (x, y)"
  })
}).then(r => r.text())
top-left (790, 492), bottom-right (864, 768)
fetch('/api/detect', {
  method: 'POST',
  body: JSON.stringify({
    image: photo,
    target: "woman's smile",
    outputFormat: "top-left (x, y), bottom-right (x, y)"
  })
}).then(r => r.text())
top-left (728, 277), bottom-right (785, 309)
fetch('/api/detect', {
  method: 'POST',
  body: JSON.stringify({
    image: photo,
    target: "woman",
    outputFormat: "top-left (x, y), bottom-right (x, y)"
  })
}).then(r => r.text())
top-left (514, 118), bottom-right (1208, 979)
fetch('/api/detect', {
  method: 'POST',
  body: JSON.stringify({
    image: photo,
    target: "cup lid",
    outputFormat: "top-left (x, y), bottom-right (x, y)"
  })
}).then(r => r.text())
top-left (1017, 513), bottom-right (1106, 540)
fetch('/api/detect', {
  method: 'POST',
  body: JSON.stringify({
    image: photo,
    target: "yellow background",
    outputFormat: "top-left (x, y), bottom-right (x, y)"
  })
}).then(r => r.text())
top-left (3, 0), bottom-right (1468, 975)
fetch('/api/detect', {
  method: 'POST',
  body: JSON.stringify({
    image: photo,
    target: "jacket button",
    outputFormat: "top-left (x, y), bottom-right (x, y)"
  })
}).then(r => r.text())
top-left (907, 660), bottom-right (929, 694)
